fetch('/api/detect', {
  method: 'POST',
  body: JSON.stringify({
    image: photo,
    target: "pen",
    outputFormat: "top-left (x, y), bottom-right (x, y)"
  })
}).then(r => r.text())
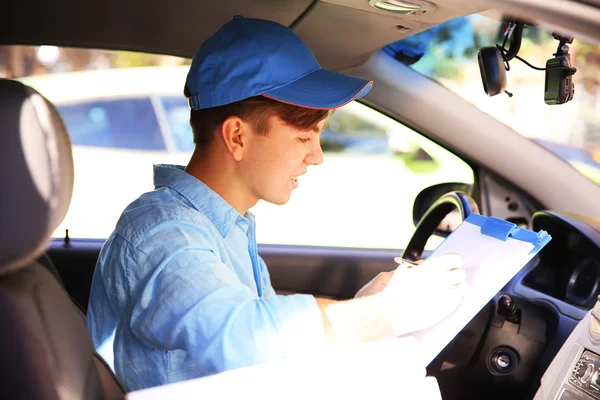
top-left (393, 257), bottom-right (419, 269)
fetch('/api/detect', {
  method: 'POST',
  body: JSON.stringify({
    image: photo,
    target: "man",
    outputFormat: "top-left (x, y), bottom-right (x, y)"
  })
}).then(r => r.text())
top-left (87, 16), bottom-right (468, 391)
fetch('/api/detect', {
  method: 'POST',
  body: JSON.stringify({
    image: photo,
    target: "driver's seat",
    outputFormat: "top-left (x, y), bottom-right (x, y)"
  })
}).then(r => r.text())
top-left (0, 79), bottom-right (125, 399)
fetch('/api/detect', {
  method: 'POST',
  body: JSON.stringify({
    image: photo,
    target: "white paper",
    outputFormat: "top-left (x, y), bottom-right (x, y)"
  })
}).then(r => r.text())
top-left (127, 337), bottom-right (441, 400)
top-left (403, 220), bottom-right (540, 366)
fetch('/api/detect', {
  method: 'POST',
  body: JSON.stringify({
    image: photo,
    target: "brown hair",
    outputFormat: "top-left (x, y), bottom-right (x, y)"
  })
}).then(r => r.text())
top-left (184, 87), bottom-right (331, 149)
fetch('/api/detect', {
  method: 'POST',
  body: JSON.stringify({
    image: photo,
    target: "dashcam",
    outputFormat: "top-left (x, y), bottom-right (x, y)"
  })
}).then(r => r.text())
top-left (477, 21), bottom-right (577, 105)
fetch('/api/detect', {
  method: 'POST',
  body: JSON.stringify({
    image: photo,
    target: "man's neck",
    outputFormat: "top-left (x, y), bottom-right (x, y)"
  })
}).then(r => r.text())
top-left (185, 148), bottom-right (257, 216)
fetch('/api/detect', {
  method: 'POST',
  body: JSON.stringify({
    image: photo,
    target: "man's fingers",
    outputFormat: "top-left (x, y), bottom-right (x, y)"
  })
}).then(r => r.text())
top-left (451, 281), bottom-right (469, 297)
top-left (435, 292), bottom-right (464, 322)
top-left (393, 257), bottom-right (422, 266)
top-left (423, 253), bottom-right (463, 271)
top-left (377, 270), bottom-right (395, 284)
top-left (447, 268), bottom-right (467, 285)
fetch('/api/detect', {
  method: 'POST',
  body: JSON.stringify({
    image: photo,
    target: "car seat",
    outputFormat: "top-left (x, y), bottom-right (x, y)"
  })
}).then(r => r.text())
top-left (0, 78), bottom-right (125, 399)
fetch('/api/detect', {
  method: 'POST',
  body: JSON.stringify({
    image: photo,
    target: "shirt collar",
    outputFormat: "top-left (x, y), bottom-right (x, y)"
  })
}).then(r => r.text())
top-left (153, 164), bottom-right (253, 237)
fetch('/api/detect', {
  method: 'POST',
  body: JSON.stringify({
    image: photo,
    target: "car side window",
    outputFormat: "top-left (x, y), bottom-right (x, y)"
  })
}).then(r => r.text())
top-left (321, 107), bottom-right (389, 154)
top-left (251, 101), bottom-right (475, 250)
top-left (57, 97), bottom-right (165, 151)
top-left (159, 95), bottom-right (195, 152)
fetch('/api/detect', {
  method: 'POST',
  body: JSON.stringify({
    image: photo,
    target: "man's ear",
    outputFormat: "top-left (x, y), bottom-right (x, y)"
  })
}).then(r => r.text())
top-left (221, 116), bottom-right (246, 162)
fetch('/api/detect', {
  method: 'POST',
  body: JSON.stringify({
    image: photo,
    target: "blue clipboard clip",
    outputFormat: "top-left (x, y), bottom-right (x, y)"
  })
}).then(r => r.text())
top-left (481, 217), bottom-right (519, 240)
top-left (468, 214), bottom-right (551, 254)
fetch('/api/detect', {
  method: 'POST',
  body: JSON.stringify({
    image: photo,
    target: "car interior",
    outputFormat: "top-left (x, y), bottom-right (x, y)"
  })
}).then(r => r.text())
top-left (2, 0), bottom-right (600, 399)
top-left (0, 79), bottom-right (126, 399)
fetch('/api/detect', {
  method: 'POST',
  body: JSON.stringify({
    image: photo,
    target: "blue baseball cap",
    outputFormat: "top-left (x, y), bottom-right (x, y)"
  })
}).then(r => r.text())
top-left (185, 16), bottom-right (373, 110)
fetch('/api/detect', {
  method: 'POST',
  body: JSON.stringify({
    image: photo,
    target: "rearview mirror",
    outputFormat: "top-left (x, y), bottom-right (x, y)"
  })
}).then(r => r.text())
top-left (478, 46), bottom-right (506, 97)
top-left (413, 182), bottom-right (475, 237)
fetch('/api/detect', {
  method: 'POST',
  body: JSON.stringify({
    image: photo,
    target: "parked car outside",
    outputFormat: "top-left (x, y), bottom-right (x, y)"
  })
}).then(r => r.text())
top-left (19, 65), bottom-right (473, 249)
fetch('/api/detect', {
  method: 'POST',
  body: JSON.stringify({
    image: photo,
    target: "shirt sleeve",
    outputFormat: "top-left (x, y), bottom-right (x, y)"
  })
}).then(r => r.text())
top-left (128, 225), bottom-right (326, 373)
top-left (87, 233), bottom-right (121, 368)
top-left (258, 255), bottom-right (277, 298)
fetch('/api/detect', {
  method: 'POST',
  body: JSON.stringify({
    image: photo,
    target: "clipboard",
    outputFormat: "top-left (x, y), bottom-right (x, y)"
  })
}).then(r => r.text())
top-left (403, 213), bottom-right (552, 366)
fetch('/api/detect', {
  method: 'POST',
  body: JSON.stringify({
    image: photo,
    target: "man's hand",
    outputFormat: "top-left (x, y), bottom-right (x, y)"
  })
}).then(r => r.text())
top-left (377, 253), bottom-right (468, 336)
top-left (354, 258), bottom-right (424, 298)
top-left (318, 253), bottom-right (468, 346)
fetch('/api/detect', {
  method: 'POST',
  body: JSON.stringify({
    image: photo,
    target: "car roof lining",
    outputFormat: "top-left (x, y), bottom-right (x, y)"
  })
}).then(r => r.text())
top-left (0, 0), bottom-right (486, 70)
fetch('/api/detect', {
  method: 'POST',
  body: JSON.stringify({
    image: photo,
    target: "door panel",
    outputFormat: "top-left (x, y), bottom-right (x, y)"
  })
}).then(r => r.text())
top-left (47, 240), bottom-right (420, 311)
top-left (48, 240), bottom-right (103, 311)
top-left (262, 245), bottom-right (400, 299)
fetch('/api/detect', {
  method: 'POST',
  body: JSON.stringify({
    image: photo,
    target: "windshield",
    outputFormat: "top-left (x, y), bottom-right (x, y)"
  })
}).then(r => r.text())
top-left (1, 46), bottom-right (474, 248)
top-left (385, 14), bottom-right (600, 185)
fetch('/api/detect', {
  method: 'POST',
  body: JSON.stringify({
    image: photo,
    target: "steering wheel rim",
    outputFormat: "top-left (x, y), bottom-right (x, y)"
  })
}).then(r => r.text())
top-left (402, 191), bottom-right (478, 262)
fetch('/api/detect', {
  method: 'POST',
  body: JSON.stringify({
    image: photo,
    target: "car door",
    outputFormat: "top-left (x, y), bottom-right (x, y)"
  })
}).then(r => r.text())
top-left (47, 94), bottom-right (475, 307)
top-left (12, 46), bottom-right (473, 310)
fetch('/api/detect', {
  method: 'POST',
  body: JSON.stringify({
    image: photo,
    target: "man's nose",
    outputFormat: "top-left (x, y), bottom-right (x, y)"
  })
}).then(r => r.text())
top-left (305, 140), bottom-right (324, 166)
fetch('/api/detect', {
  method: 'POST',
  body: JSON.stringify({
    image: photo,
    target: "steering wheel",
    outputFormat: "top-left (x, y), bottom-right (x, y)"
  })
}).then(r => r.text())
top-left (402, 192), bottom-right (549, 397)
top-left (402, 191), bottom-right (478, 262)
top-left (401, 191), bottom-right (484, 378)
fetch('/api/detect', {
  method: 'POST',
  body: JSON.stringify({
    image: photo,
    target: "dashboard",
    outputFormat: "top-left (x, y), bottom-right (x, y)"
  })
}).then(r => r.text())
top-left (523, 211), bottom-right (600, 310)
top-left (436, 211), bottom-right (600, 400)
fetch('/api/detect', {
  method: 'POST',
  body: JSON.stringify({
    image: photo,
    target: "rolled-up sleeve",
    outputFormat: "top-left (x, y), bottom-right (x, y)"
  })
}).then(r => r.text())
top-left (129, 233), bottom-right (325, 372)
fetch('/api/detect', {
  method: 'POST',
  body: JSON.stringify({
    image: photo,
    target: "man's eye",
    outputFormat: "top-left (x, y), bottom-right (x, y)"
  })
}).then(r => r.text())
top-left (297, 138), bottom-right (310, 143)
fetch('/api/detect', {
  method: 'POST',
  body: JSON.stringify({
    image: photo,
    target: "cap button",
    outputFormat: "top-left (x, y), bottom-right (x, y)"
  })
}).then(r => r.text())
top-left (233, 15), bottom-right (244, 20)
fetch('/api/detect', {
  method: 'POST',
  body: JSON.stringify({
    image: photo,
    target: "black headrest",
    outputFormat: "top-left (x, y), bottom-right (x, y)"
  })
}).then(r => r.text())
top-left (0, 79), bottom-right (74, 274)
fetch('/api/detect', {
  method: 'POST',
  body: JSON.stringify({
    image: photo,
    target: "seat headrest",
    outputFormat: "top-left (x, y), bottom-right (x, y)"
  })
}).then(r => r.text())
top-left (0, 79), bottom-right (74, 274)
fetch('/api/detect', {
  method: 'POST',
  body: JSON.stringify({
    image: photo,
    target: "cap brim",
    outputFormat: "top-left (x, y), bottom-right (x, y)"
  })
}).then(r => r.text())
top-left (262, 68), bottom-right (372, 109)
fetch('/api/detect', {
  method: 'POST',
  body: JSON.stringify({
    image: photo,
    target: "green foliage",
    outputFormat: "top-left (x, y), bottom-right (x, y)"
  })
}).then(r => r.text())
top-left (574, 42), bottom-right (600, 68)
top-left (431, 56), bottom-right (464, 80)
top-left (319, 138), bottom-right (348, 153)
top-left (326, 110), bottom-right (387, 137)
top-left (395, 148), bottom-right (441, 174)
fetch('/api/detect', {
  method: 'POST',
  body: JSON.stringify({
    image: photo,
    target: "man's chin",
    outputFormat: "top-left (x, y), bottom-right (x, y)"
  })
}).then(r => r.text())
top-left (264, 193), bottom-right (292, 206)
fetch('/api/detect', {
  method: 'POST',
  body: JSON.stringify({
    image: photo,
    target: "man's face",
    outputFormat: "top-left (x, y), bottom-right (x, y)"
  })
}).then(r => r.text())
top-left (240, 115), bottom-right (326, 206)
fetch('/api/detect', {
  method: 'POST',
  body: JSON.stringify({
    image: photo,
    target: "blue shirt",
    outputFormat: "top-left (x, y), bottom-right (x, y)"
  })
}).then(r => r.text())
top-left (86, 164), bottom-right (326, 391)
